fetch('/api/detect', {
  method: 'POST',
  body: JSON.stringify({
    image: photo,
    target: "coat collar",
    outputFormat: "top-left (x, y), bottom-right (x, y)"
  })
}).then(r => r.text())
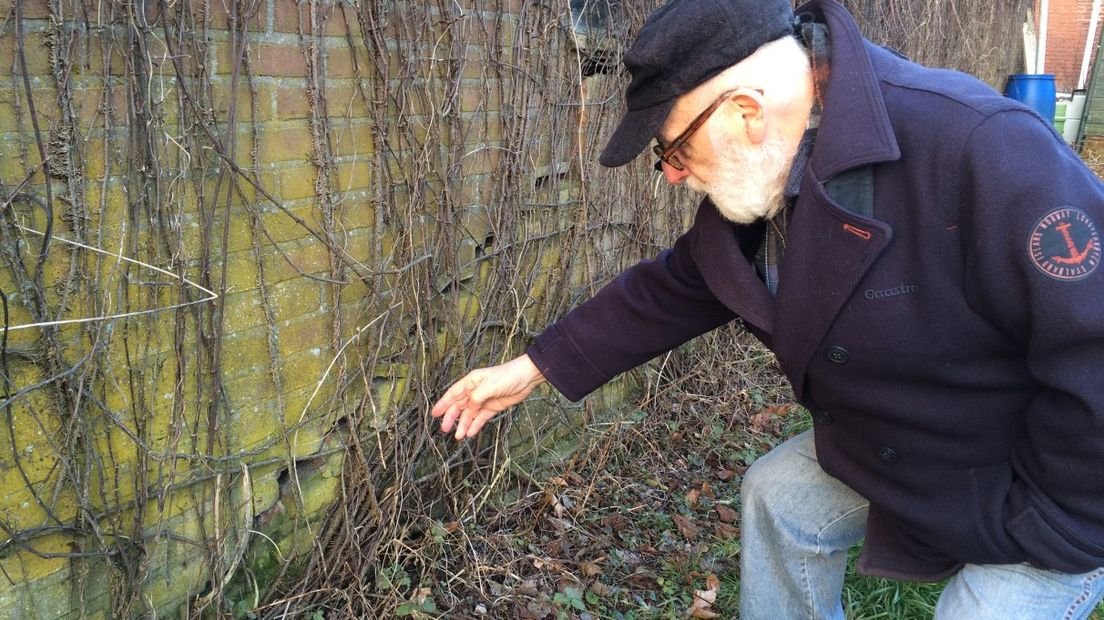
top-left (689, 0), bottom-right (902, 389)
top-left (797, 0), bottom-right (901, 181)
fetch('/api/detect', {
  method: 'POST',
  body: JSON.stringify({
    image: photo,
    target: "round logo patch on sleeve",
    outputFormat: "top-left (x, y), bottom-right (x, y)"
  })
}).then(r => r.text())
top-left (1028, 207), bottom-right (1101, 281)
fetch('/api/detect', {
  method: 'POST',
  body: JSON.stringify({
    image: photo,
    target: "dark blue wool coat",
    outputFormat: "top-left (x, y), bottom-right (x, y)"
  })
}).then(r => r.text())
top-left (526, 0), bottom-right (1104, 581)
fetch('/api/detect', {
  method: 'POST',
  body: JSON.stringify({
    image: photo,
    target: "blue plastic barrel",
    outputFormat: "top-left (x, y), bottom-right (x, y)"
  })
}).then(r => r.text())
top-left (1004, 73), bottom-right (1056, 122)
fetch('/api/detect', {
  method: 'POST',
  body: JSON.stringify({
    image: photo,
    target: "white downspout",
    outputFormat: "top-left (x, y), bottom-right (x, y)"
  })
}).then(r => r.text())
top-left (1078, 0), bottom-right (1103, 89)
top-left (1038, 0), bottom-right (1050, 73)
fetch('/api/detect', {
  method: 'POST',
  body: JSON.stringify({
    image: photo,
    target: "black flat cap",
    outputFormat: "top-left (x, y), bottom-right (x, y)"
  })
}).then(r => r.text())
top-left (599, 0), bottom-right (796, 168)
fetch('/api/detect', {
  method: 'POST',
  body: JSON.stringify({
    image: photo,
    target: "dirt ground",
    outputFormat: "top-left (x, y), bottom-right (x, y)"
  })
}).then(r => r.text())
top-left (394, 327), bottom-right (798, 619)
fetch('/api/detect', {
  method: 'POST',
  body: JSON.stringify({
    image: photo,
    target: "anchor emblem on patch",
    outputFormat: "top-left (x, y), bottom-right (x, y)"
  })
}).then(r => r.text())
top-left (1029, 207), bottom-right (1101, 281)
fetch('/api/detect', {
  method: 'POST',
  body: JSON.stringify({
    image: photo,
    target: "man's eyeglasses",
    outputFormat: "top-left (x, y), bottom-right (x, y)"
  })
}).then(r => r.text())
top-left (652, 88), bottom-right (763, 171)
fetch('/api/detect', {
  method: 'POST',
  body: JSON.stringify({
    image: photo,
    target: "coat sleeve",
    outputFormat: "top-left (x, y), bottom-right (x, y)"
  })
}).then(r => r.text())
top-left (526, 223), bottom-right (738, 401)
top-left (963, 108), bottom-right (1104, 573)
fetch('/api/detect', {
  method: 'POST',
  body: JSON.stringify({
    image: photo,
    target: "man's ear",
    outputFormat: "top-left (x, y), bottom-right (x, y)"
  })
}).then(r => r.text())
top-left (727, 88), bottom-right (766, 144)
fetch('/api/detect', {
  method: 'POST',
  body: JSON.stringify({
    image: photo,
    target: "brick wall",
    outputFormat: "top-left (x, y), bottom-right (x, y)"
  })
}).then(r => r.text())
top-left (0, 0), bottom-right (667, 616)
top-left (1043, 0), bottom-right (1102, 92)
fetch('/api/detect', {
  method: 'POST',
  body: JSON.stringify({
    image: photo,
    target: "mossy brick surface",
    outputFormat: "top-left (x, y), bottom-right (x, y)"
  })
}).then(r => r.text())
top-left (259, 202), bottom-right (325, 245)
top-left (258, 124), bottom-right (316, 165)
top-left (259, 239), bottom-right (335, 284)
top-left (0, 0), bottom-right (624, 615)
top-left (0, 533), bottom-right (74, 590)
top-left (211, 81), bottom-right (257, 124)
top-left (0, 565), bottom-right (72, 620)
top-left (0, 96), bottom-right (19, 134)
top-left (335, 275), bottom-right (375, 307)
top-left (230, 407), bottom-right (329, 461)
top-left (267, 277), bottom-right (327, 323)
top-left (274, 311), bottom-right (333, 356)
top-left (220, 285), bottom-right (269, 335)
top-left (335, 160), bottom-right (373, 193)
top-left (0, 395), bottom-right (82, 529)
top-left (0, 141), bottom-right (45, 187)
top-left (277, 165), bottom-right (322, 202)
top-left (328, 120), bottom-right (376, 158)
top-left (0, 30), bottom-right (52, 77)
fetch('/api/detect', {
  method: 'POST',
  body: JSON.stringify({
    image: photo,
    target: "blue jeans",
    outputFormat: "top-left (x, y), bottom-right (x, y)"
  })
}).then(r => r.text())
top-left (739, 430), bottom-right (1104, 619)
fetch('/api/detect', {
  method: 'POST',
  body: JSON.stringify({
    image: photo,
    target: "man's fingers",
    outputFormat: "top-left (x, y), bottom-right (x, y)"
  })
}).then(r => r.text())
top-left (438, 402), bottom-right (462, 433)
top-left (432, 376), bottom-right (476, 417)
top-left (464, 409), bottom-right (501, 438)
top-left (454, 408), bottom-right (474, 440)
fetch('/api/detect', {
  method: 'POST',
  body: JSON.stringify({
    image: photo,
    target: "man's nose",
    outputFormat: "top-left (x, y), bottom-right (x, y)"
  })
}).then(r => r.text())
top-left (661, 160), bottom-right (690, 185)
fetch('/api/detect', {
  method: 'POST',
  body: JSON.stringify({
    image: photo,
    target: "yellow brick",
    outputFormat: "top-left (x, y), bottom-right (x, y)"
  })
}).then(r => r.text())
top-left (455, 290), bottom-right (481, 325)
top-left (337, 225), bottom-right (379, 265)
top-left (328, 121), bottom-right (375, 158)
top-left (253, 81), bottom-right (278, 122)
top-left (336, 276), bottom-right (372, 306)
top-left (202, 211), bottom-right (256, 256)
top-left (366, 374), bottom-right (410, 426)
top-left (324, 85), bottom-right (361, 118)
top-left (282, 347), bottom-right (330, 392)
top-left (218, 286), bottom-right (266, 335)
top-left (0, 378), bottom-right (63, 467)
top-left (222, 251), bottom-right (262, 304)
top-left (335, 160), bottom-right (372, 192)
top-left (263, 239), bottom-right (334, 284)
top-left (270, 278), bottom-right (325, 324)
top-left (279, 166), bottom-right (320, 201)
top-left (212, 81), bottom-right (255, 123)
top-left (87, 425), bottom-right (143, 509)
top-left (84, 37), bottom-right (129, 79)
top-left (290, 450), bottom-right (344, 520)
top-left (82, 176), bottom-right (126, 223)
top-left (220, 324), bottom-right (279, 376)
top-left (459, 84), bottom-right (502, 114)
top-left (260, 203), bottom-right (321, 245)
top-left (277, 313), bottom-right (332, 357)
top-left (0, 32), bottom-right (52, 77)
top-left (258, 125), bottom-right (314, 165)
top-left (0, 534), bottom-right (70, 588)
top-left (0, 99), bottom-right (17, 133)
top-left (234, 406), bottom-right (327, 459)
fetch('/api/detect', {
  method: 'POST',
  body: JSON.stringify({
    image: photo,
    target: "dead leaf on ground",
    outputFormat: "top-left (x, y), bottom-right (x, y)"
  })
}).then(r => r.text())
top-left (686, 488), bottom-right (701, 508)
top-left (700, 482), bottom-right (715, 499)
top-left (517, 600), bottom-right (552, 619)
top-left (673, 514), bottom-right (700, 540)
top-left (749, 405), bottom-right (790, 434)
top-left (715, 504), bottom-right (737, 523)
top-left (579, 560), bottom-right (604, 578)
top-left (714, 523), bottom-right (740, 539)
top-left (685, 573), bottom-right (721, 618)
top-left (590, 580), bottom-right (614, 597)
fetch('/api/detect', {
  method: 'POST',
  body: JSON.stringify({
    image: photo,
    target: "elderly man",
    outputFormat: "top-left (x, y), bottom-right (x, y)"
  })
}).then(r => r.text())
top-left (431, 0), bottom-right (1104, 617)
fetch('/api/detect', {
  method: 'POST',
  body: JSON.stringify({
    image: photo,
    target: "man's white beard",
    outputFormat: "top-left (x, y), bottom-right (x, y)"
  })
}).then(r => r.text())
top-left (687, 134), bottom-right (795, 225)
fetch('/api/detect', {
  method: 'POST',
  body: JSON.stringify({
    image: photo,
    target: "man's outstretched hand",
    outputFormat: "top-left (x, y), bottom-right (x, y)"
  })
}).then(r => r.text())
top-left (431, 354), bottom-right (547, 440)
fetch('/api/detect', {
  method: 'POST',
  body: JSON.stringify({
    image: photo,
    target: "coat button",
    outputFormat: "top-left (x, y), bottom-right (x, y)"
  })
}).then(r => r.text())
top-left (825, 346), bottom-right (850, 364)
top-left (814, 409), bottom-right (833, 425)
top-left (878, 446), bottom-right (899, 463)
